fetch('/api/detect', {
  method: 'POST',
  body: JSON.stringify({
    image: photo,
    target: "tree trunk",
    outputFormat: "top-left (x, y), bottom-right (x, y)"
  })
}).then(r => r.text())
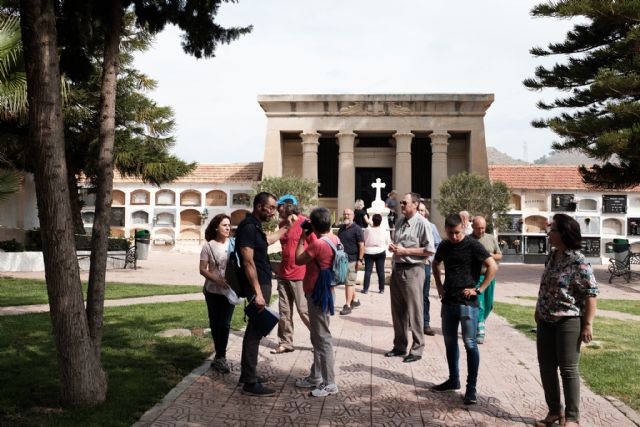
top-left (19, 0), bottom-right (106, 406)
top-left (86, 0), bottom-right (123, 350)
top-left (67, 168), bottom-right (86, 235)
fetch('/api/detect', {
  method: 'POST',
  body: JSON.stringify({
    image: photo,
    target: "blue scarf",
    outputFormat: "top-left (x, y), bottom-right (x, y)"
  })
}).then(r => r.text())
top-left (311, 268), bottom-right (334, 315)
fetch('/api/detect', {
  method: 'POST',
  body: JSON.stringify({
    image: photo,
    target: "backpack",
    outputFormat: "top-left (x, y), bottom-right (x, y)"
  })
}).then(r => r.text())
top-left (225, 236), bottom-right (247, 298)
top-left (319, 236), bottom-right (349, 286)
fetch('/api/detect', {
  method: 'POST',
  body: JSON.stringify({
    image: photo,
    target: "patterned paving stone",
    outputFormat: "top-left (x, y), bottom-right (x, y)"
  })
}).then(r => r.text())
top-left (136, 281), bottom-right (639, 427)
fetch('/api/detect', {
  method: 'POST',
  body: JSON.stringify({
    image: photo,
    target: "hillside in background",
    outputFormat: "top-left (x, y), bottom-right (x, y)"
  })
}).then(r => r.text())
top-left (487, 146), bottom-right (600, 165)
top-left (486, 147), bottom-right (529, 165)
top-left (533, 149), bottom-right (599, 165)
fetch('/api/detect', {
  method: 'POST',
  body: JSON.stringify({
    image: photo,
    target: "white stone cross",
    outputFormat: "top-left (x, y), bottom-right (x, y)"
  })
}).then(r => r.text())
top-left (371, 178), bottom-right (386, 203)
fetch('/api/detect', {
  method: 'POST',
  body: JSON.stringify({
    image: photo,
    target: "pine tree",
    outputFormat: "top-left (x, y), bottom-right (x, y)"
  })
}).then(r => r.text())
top-left (524, 1), bottom-right (640, 189)
top-left (18, 0), bottom-right (250, 406)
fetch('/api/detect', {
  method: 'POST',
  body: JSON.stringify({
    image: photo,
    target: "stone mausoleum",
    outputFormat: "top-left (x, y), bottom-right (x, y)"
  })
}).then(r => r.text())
top-left (259, 94), bottom-right (494, 227)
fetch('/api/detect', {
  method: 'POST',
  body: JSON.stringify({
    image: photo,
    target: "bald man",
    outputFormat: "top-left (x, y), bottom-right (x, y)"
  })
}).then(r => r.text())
top-left (337, 208), bottom-right (364, 315)
top-left (470, 216), bottom-right (502, 344)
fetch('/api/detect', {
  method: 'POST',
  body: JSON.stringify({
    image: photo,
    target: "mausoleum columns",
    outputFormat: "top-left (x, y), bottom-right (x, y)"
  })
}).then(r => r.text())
top-left (394, 131), bottom-right (414, 200)
top-left (300, 132), bottom-right (320, 188)
top-left (430, 130), bottom-right (450, 229)
top-left (337, 131), bottom-right (357, 215)
top-left (262, 129), bottom-right (283, 177)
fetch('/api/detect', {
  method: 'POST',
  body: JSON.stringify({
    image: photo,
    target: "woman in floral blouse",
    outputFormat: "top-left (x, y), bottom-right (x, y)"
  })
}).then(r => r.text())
top-left (535, 214), bottom-right (598, 427)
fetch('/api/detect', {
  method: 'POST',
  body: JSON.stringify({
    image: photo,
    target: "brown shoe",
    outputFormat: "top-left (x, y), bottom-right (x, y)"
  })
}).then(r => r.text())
top-left (423, 326), bottom-right (435, 336)
top-left (270, 345), bottom-right (294, 354)
top-left (535, 413), bottom-right (565, 427)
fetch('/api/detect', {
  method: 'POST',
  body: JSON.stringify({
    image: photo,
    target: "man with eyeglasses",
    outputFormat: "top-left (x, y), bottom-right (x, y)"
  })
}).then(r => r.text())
top-left (237, 192), bottom-right (290, 396)
top-left (385, 192), bottom-right (435, 363)
top-left (431, 213), bottom-right (497, 405)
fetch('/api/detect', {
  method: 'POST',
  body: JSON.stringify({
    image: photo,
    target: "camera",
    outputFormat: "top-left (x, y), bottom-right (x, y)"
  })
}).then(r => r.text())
top-left (301, 219), bottom-right (313, 235)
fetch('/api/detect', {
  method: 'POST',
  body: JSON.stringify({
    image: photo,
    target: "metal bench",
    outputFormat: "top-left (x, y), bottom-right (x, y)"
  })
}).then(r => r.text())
top-left (123, 245), bottom-right (137, 270)
top-left (608, 252), bottom-right (640, 283)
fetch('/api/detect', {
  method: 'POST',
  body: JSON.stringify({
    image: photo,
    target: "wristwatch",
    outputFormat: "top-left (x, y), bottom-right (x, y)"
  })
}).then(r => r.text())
top-left (475, 287), bottom-right (482, 295)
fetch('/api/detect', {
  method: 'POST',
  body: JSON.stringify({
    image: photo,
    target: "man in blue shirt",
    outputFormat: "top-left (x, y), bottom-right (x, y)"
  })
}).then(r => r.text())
top-left (418, 202), bottom-right (441, 336)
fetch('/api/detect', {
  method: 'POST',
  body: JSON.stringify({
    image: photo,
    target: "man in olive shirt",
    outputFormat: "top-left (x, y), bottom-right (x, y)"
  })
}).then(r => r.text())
top-left (385, 192), bottom-right (435, 363)
top-left (471, 215), bottom-right (502, 344)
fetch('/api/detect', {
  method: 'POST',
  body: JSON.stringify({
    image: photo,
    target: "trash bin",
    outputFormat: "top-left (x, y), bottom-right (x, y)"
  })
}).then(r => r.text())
top-left (135, 230), bottom-right (151, 260)
top-left (613, 238), bottom-right (630, 263)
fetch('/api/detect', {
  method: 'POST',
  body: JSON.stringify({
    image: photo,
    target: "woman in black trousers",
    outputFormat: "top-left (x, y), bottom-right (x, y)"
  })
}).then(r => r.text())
top-left (362, 214), bottom-right (390, 294)
top-left (535, 214), bottom-right (598, 427)
top-left (199, 213), bottom-right (236, 373)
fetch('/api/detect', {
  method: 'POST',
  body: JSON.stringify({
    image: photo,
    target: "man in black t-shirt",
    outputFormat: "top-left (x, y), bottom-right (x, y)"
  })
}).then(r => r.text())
top-left (337, 209), bottom-right (364, 315)
top-left (236, 192), bottom-right (289, 397)
top-left (431, 213), bottom-right (497, 405)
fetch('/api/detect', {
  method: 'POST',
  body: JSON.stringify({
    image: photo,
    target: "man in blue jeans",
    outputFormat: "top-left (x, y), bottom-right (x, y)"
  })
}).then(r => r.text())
top-left (431, 213), bottom-right (497, 405)
top-left (418, 202), bottom-right (441, 336)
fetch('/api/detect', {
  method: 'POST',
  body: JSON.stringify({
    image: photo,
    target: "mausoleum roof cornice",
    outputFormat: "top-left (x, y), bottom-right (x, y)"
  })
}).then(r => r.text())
top-left (258, 94), bottom-right (494, 117)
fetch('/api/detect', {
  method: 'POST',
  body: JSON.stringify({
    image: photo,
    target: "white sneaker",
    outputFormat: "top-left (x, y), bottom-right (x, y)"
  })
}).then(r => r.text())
top-left (295, 376), bottom-right (322, 388)
top-left (310, 383), bottom-right (339, 397)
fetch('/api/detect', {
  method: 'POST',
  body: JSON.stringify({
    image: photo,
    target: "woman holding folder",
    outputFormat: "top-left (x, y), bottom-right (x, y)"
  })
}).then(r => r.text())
top-left (199, 213), bottom-right (235, 374)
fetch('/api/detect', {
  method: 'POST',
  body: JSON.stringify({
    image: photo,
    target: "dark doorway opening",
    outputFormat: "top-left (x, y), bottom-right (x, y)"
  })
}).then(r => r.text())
top-left (355, 168), bottom-right (393, 209)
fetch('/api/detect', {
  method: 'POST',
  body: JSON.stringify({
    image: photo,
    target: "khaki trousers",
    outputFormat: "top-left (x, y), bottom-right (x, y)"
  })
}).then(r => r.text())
top-left (277, 278), bottom-right (310, 349)
top-left (390, 263), bottom-right (425, 356)
top-left (307, 294), bottom-right (336, 385)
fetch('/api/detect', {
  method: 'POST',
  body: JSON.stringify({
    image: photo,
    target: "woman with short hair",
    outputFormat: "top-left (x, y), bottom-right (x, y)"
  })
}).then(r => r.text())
top-left (294, 207), bottom-right (339, 397)
top-left (535, 213), bottom-right (598, 427)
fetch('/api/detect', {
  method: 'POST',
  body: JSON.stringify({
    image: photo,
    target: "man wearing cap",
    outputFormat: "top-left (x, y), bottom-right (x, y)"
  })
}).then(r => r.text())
top-left (271, 194), bottom-right (313, 354)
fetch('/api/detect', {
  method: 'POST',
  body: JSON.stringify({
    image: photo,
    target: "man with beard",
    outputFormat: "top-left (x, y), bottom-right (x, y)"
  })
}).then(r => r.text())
top-left (237, 192), bottom-right (289, 396)
top-left (337, 208), bottom-right (364, 315)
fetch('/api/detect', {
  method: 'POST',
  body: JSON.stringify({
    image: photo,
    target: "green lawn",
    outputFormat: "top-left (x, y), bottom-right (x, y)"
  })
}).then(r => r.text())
top-left (494, 302), bottom-right (640, 411)
top-left (0, 300), bottom-right (248, 426)
top-left (515, 296), bottom-right (640, 317)
top-left (0, 277), bottom-right (202, 307)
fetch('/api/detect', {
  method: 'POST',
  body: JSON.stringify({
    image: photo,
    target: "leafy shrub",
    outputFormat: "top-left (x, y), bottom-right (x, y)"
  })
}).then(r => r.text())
top-left (268, 252), bottom-right (282, 261)
top-left (0, 238), bottom-right (25, 252)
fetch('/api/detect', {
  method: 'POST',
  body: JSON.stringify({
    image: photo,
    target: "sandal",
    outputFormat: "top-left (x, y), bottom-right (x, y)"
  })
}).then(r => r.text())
top-left (270, 345), bottom-right (294, 354)
top-left (535, 413), bottom-right (565, 427)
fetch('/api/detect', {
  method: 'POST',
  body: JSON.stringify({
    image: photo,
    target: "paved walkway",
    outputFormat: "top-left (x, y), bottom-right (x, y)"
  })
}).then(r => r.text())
top-left (134, 288), bottom-right (638, 426)
top-left (3, 251), bottom-right (640, 425)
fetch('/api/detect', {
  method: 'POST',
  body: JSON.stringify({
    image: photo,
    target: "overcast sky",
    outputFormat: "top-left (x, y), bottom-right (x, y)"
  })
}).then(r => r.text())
top-left (133, 0), bottom-right (575, 164)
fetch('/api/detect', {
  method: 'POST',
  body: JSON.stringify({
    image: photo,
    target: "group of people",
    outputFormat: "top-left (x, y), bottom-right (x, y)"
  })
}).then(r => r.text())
top-left (198, 191), bottom-right (598, 426)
